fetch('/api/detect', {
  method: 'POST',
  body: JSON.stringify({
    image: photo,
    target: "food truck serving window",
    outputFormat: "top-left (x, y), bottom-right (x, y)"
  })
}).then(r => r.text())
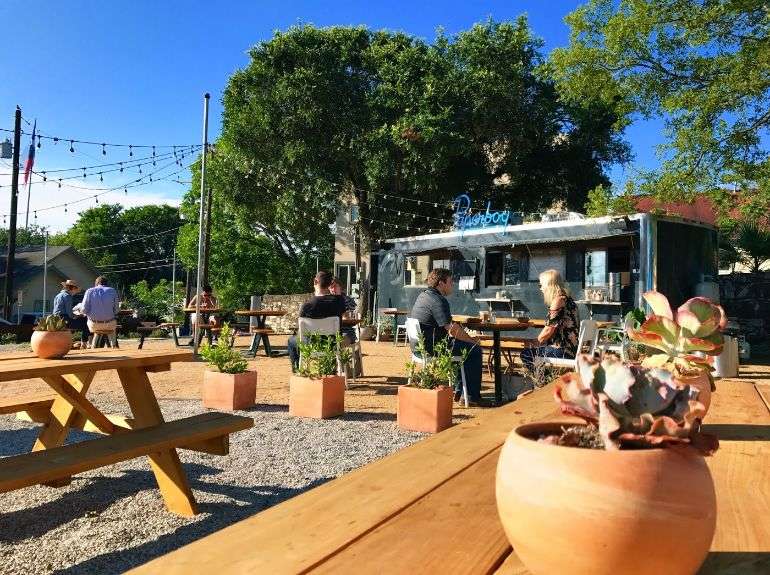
top-left (486, 251), bottom-right (524, 287)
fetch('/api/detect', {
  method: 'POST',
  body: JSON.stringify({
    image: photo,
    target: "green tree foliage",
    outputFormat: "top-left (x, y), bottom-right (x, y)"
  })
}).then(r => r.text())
top-left (128, 279), bottom-right (184, 322)
top-left (553, 0), bottom-right (770, 215)
top-left (0, 224), bottom-right (51, 247)
top-left (58, 203), bottom-right (181, 290)
top-left (720, 220), bottom-right (770, 273)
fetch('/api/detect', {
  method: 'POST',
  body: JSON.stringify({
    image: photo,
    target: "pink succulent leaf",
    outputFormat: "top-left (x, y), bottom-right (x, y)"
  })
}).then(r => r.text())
top-left (624, 368), bottom-right (680, 416)
top-left (680, 335), bottom-right (722, 354)
top-left (554, 372), bottom-right (598, 421)
top-left (642, 290), bottom-right (674, 320)
top-left (596, 393), bottom-right (621, 450)
top-left (678, 297), bottom-right (725, 337)
top-left (641, 353), bottom-right (671, 369)
top-left (629, 316), bottom-right (679, 351)
top-left (576, 354), bottom-right (602, 393)
top-left (597, 356), bottom-right (636, 405)
top-left (716, 304), bottom-right (727, 330)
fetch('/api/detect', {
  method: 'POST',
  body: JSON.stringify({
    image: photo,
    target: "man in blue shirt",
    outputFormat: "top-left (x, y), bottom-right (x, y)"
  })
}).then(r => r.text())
top-left (52, 279), bottom-right (89, 344)
top-left (82, 276), bottom-right (120, 346)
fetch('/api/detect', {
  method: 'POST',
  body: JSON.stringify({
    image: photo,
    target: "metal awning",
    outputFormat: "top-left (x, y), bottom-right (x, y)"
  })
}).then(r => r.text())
top-left (385, 216), bottom-right (638, 254)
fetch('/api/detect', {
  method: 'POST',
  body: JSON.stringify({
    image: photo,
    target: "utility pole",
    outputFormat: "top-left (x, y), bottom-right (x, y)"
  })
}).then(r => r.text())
top-left (171, 247), bottom-right (177, 306)
top-left (193, 93), bottom-right (210, 354)
top-left (202, 185), bottom-right (212, 285)
top-left (3, 107), bottom-right (21, 320)
top-left (42, 231), bottom-right (48, 315)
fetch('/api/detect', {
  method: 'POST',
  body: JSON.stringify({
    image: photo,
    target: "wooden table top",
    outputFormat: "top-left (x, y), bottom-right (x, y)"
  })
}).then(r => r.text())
top-left (0, 349), bottom-right (193, 383)
top-left (342, 318), bottom-right (361, 326)
top-left (234, 309), bottom-right (287, 317)
top-left (183, 307), bottom-right (223, 313)
top-left (381, 309), bottom-right (408, 316)
top-left (130, 377), bottom-right (770, 575)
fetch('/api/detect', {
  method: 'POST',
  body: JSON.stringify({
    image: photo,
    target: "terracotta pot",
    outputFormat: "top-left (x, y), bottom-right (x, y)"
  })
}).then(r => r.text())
top-left (289, 375), bottom-right (345, 419)
top-left (677, 372), bottom-right (712, 414)
top-left (397, 385), bottom-right (453, 433)
top-left (202, 370), bottom-right (257, 411)
top-left (30, 330), bottom-right (72, 359)
top-left (359, 326), bottom-right (376, 341)
top-left (496, 421), bottom-right (716, 575)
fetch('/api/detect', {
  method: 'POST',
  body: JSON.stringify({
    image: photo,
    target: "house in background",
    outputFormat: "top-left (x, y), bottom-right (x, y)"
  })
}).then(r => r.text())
top-left (0, 246), bottom-right (99, 321)
top-left (333, 201), bottom-right (373, 299)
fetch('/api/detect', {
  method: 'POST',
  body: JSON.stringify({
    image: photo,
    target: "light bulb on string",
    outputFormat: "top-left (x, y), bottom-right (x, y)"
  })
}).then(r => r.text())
top-left (119, 162), bottom-right (123, 173)
top-left (129, 145), bottom-right (133, 157)
top-left (64, 204), bottom-right (68, 213)
top-left (34, 211), bottom-right (37, 221)
top-left (124, 188), bottom-right (128, 195)
top-left (36, 135), bottom-right (41, 149)
top-left (58, 179), bottom-right (62, 189)
top-left (42, 172), bottom-right (47, 182)
top-left (53, 137), bottom-right (59, 145)
top-left (102, 143), bottom-right (106, 156)
top-left (95, 195), bottom-right (99, 204)
top-left (99, 173), bottom-right (103, 182)
top-left (83, 168), bottom-right (86, 179)
top-left (69, 140), bottom-right (75, 153)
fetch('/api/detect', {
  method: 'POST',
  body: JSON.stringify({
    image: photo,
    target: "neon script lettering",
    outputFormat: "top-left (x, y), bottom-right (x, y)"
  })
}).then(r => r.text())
top-left (452, 194), bottom-right (510, 230)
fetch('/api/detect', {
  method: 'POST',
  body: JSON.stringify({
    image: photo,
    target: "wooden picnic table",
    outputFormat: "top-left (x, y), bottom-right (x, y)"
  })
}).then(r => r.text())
top-left (130, 378), bottom-right (770, 574)
top-left (0, 348), bottom-right (252, 517)
top-left (183, 307), bottom-right (224, 346)
top-left (235, 309), bottom-right (288, 356)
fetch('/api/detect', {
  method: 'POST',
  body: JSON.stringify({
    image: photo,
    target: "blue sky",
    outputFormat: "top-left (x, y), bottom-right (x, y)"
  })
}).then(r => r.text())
top-left (0, 0), bottom-right (663, 231)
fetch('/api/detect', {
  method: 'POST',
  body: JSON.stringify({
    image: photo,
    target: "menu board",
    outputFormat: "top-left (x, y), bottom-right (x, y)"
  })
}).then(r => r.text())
top-left (504, 254), bottom-right (520, 286)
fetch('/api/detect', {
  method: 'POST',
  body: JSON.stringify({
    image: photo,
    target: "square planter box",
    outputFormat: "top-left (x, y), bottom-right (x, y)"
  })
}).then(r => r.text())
top-left (397, 385), bottom-right (453, 433)
top-left (289, 375), bottom-right (345, 419)
top-left (202, 370), bottom-right (257, 411)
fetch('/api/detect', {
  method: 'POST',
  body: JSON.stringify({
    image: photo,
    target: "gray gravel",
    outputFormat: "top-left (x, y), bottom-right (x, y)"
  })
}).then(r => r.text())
top-left (0, 398), bottom-right (425, 574)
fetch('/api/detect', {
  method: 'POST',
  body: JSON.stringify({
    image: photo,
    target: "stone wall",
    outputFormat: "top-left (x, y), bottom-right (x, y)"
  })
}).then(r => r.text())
top-left (719, 272), bottom-right (770, 342)
top-left (261, 293), bottom-right (312, 334)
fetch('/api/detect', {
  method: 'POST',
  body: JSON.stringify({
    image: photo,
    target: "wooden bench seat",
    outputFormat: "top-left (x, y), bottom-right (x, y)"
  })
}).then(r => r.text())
top-left (249, 327), bottom-right (274, 335)
top-left (0, 393), bottom-right (56, 415)
top-left (138, 323), bottom-right (181, 349)
top-left (0, 412), bottom-right (253, 493)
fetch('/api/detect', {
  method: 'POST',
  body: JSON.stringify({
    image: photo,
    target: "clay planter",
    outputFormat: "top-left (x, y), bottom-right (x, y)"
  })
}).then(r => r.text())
top-left (289, 375), bottom-right (345, 419)
top-left (496, 421), bottom-right (716, 575)
top-left (678, 372), bottom-right (712, 414)
top-left (359, 326), bottom-right (376, 341)
top-left (30, 330), bottom-right (72, 359)
top-left (202, 370), bottom-right (257, 411)
top-left (397, 385), bottom-right (453, 433)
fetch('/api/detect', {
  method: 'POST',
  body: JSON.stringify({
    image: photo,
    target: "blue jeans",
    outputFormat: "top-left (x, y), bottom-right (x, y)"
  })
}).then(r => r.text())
top-left (288, 336), bottom-right (300, 372)
top-left (520, 346), bottom-right (570, 372)
top-left (451, 340), bottom-right (483, 400)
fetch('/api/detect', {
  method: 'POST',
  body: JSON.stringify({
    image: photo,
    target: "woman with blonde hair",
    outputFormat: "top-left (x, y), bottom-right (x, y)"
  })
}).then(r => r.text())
top-left (520, 269), bottom-right (580, 371)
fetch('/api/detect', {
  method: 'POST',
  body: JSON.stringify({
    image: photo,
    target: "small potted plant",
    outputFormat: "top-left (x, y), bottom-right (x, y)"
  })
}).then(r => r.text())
top-left (378, 317), bottom-right (394, 341)
top-left (200, 323), bottom-right (256, 410)
top-left (289, 333), bottom-right (351, 419)
top-left (359, 312), bottom-right (376, 341)
top-left (31, 315), bottom-right (73, 359)
top-left (627, 290), bottom-right (726, 411)
top-left (398, 337), bottom-right (462, 433)
top-left (496, 354), bottom-right (718, 575)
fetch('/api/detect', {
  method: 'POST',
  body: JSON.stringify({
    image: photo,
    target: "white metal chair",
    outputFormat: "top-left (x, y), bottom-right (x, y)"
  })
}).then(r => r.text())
top-left (593, 314), bottom-right (634, 360)
top-left (534, 319), bottom-right (599, 371)
top-left (297, 316), bottom-right (350, 387)
top-left (405, 318), bottom-right (469, 407)
top-left (394, 323), bottom-right (408, 346)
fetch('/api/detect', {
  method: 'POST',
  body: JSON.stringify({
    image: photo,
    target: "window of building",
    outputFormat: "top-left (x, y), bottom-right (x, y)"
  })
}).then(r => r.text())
top-left (585, 249), bottom-right (607, 286)
top-left (486, 251), bottom-right (524, 286)
top-left (334, 263), bottom-right (357, 293)
top-left (349, 205), bottom-right (359, 223)
top-left (404, 255), bottom-right (431, 287)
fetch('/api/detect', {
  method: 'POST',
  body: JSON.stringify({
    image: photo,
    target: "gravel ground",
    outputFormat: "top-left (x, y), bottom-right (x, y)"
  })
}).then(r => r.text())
top-left (0, 397), bottom-right (425, 574)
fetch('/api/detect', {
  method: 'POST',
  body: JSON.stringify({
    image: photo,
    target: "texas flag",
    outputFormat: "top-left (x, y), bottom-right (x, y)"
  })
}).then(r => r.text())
top-left (23, 120), bottom-right (36, 185)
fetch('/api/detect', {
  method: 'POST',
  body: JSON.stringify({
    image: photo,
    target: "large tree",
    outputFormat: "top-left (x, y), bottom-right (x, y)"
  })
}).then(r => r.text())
top-left (189, 20), bottom-right (626, 307)
top-left (552, 0), bottom-right (770, 217)
top-left (58, 203), bottom-right (181, 290)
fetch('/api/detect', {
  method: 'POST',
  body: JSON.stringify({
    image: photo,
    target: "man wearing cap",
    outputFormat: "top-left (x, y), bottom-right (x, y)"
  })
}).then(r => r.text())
top-left (52, 279), bottom-right (89, 345)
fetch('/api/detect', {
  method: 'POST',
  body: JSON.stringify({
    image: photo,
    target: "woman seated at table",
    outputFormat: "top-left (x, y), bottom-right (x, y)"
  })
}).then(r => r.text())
top-left (188, 285), bottom-right (220, 328)
top-left (520, 269), bottom-right (579, 372)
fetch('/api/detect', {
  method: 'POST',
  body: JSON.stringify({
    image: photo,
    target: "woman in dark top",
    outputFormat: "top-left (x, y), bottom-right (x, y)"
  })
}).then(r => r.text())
top-left (520, 269), bottom-right (580, 372)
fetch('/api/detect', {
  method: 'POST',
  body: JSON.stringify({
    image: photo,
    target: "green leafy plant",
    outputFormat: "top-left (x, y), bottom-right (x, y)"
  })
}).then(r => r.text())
top-left (297, 333), bottom-right (352, 378)
top-left (199, 323), bottom-right (249, 374)
top-left (35, 315), bottom-right (69, 332)
top-left (405, 336), bottom-right (466, 390)
top-left (553, 354), bottom-right (718, 454)
top-left (627, 291), bottom-right (725, 385)
top-left (378, 317), bottom-right (394, 337)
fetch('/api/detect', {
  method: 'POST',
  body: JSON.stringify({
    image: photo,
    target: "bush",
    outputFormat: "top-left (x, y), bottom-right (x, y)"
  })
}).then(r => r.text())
top-left (297, 333), bottom-right (351, 378)
top-left (199, 324), bottom-right (249, 374)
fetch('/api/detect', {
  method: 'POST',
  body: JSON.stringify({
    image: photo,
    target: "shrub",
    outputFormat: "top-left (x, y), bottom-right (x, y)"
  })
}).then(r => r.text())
top-left (199, 323), bottom-right (248, 374)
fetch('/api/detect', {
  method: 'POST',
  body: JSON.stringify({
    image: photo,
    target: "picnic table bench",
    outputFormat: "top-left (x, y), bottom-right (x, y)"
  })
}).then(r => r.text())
top-left (137, 322), bottom-right (181, 349)
top-left (0, 348), bottom-right (253, 516)
top-left (130, 378), bottom-right (770, 573)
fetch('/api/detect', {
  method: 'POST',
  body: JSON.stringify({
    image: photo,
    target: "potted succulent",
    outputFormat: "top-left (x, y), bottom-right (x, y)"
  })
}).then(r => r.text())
top-left (200, 323), bottom-right (256, 410)
top-left (398, 337), bottom-right (462, 433)
top-left (627, 291), bottom-right (726, 412)
top-left (31, 315), bottom-right (73, 359)
top-left (289, 333), bottom-right (351, 419)
top-left (496, 354), bottom-right (718, 575)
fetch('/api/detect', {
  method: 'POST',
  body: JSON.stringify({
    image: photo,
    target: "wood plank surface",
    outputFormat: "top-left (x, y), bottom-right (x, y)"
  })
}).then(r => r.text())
top-left (0, 349), bottom-right (194, 383)
top-left (0, 393), bottom-right (55, 414)
top-left (129, 386), bottom-right (559, 574)
top-left (0, 413), bottom-right (253, 493)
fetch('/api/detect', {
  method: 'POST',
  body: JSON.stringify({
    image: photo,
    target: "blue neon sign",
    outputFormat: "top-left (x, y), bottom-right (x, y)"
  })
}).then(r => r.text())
top-left (452, 194), bottom-right (510, 230)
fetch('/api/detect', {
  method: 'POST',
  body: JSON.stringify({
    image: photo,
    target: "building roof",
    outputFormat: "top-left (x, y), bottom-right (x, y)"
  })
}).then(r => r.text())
top-left (0, 245), bottom-right (98, 284)
top-left (634, 196), bottom-right (719, 225)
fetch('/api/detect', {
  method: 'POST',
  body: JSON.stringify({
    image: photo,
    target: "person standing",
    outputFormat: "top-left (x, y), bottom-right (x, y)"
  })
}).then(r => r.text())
top-left (287, 271), bottom-right (347, 372)
top-left (82, 276), bottom-right (120, 347)
top-left (409, 268), bottom-right (488, 407)
top-left (52, 279), bottom-right (89, 345)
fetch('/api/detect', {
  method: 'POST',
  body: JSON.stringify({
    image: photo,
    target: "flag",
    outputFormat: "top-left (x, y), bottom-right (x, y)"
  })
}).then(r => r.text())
top-left (23, 120), bottom-right (36, 185)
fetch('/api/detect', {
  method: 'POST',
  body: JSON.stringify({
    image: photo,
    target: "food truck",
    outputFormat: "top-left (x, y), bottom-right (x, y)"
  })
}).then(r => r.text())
top-left (374, 195), bottom-right (719, 322)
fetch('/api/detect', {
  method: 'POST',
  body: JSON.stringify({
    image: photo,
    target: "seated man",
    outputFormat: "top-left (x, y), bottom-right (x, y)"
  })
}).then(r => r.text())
top-left (330, 277), bottom-right (357, 345)
top-left (409, 268), bottom-right (488, 407)
top-left (287, 270), bottom-right (347, 372)
top-left (82, 276), bottom-right (120, 347)
top-left (52, 279), bottom-right (89, 345)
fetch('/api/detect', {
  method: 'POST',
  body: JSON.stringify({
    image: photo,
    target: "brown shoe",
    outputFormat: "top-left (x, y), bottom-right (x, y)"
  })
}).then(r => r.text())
top-left (467, 398), bottom-right (494, 408)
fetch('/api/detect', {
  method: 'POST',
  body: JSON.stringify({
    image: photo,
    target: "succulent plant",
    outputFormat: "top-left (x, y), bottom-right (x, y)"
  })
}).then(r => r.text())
top-left (627, 291), bottom-right (726, 384)
top-left (34, 315), bottom-right (69, 332)
top-left (554, 354), bottom-right (718, 454)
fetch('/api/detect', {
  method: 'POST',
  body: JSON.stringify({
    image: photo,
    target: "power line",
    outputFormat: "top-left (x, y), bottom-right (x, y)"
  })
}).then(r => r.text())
top-left (77, 226), bottom-right (182, 252)
top-left (99, 257), bottom-right (172, 268)
top-left (102, 262), bottom-right (175, 274)
top-left (0, 125), bottom-right (200, 151)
